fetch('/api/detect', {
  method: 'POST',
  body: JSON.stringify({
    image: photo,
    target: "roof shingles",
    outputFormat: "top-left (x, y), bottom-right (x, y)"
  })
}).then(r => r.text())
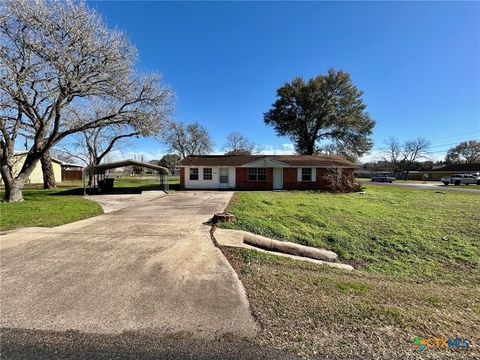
top-left (179, 155), bottom-right (355, 167)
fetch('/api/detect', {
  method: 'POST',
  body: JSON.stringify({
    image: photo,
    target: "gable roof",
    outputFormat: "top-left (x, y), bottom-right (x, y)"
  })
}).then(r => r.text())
top-left (14, 151), bottom-right (83, 168)
top-left (427, 163), bottom-right (480, 172)
top-left (179, 155), bottom-right (355, 168)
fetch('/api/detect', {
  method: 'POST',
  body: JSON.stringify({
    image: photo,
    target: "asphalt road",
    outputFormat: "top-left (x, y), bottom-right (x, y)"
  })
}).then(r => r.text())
top-left (363, 180), bottom-right (480, 194)
top-left (0, 328), bottom-right (301, 360)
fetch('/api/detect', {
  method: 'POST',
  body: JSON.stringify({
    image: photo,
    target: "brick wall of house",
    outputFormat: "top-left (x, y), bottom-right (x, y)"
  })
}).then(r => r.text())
top-left (235, 167), bottom-right (273, 190)
top-left (179, 167), bottom-right (185, 190)
top-left (283, 168), bottom-right (331, 190)
top-left (181, 166), bottom-right (353, 191)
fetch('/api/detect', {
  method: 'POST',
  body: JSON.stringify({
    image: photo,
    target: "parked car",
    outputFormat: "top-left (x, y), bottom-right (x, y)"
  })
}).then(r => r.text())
top-left (441, 173), bottom-right (480, 186)
top-left (371, 175), bottom-right (396, 183)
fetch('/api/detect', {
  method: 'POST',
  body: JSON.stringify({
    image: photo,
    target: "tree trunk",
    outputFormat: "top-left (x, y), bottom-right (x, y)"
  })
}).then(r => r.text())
top-left (41, 152), bottom-right (56, 189)
top-left (1, 165), bottom-right (25, 202)
top-left (305, 140), bottom-right (316, 155)
top-left (1, 152), bottom-right (42, 202)
top-left (3, 179), bottom-right (25, 202)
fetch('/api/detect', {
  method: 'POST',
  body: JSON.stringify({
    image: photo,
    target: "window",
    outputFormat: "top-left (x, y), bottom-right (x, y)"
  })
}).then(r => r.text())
top-left (189, 168), bottom-right (198, 180)
top-left (203, 168), bottom-right (212, 180)
top-left (301, 168), bottom-right (312, 181)
top-left (248, 168), bottom-right (267, 181)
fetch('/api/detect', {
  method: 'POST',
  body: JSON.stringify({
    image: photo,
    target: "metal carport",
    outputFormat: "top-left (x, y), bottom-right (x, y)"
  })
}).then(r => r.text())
top-left (83, 160), bottom-right (170, 195)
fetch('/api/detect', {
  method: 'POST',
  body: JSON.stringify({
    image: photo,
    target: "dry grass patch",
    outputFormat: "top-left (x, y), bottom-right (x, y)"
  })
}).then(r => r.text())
top-left (223, 248), bottom-right (479, 359)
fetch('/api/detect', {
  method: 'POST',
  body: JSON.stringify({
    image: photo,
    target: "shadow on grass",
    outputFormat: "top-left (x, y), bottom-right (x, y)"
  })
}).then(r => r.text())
top-left (50, 183), bottom-right (180, 196)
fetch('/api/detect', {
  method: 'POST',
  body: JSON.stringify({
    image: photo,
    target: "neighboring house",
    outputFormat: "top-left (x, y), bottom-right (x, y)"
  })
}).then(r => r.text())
top-left (421, 163), bottom-right (480, 181)
top-left (54, 160), bottom-right (84, 181)
top-left (178, 155), bottom-right (355, 190)
top-left (0, 153), bottom-right (84, 185)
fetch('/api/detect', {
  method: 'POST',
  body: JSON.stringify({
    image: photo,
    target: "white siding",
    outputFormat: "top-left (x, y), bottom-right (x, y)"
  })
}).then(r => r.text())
top-left (228, 166), bottom-right (236, 188)
top-left (240, 158), bottom-right (288, 168)
top-left (184, 166), bottom-right (236, 189)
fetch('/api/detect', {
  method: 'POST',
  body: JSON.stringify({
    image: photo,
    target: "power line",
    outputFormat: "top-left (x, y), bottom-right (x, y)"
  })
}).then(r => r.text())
top-left (427, 131), bottom-right (479, 143)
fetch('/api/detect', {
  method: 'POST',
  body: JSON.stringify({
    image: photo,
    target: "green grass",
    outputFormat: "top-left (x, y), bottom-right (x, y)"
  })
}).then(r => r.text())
top-left (108, 175), bottom-right (179, 189)
top-left (0, 176), bottom-right (180, 231)
top-left (459, 184), bottom-right (480, 189)
top-left (0, 189), bottom-right (103, 231)
top-left (222, 186), bottom-right (480, 284)
top-left (17, 175), bottom-right (180, 190)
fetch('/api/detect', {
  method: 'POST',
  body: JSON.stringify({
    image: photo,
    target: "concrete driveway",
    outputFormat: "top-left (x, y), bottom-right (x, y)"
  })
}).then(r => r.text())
top-left (0, 191), bottom-right (257, 339)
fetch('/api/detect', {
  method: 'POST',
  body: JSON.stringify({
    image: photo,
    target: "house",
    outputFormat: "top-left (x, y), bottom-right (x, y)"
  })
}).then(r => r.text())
top-left (55, 159), bottom-right (84, 181)
top-left (0, 153), bottom-right (84, 185)
top-left (178, 155), bottom-right (355, 190)
top-left (421, 163), bottom-right (480, 181)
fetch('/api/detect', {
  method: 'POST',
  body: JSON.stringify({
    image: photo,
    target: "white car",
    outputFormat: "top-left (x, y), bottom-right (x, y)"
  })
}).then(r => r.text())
top-left (441, 173), bottom-right (480, 186)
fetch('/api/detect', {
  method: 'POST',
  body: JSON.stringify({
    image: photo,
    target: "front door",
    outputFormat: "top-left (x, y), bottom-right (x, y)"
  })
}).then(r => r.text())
top-left (273, 168), bottom-right (283, 190)
top-left (219, 167), bottom-right (229, 188)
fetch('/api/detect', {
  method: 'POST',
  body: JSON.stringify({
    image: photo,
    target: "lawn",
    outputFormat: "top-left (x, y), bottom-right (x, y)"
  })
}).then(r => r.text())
top-left (221, 186), bottom-right (480, 358)
top-left (0, 176), bottom-right (180, 231)
top-left (456, 184), bottom-right (480, 190)
top-left (223, 247), bottom-right (479, 359)
top-left (109, 175), bottom-right (179, 189)
top-left (0, 189), bottom-right (103, 231)
top-left (222, 186), bottom-right (480, 284)
top-left (17, 175), bottom-right (180, 190)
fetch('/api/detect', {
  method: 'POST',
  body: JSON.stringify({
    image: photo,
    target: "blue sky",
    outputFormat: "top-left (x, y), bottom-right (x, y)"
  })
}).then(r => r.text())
top-left (88, 1), bottom-right (479, 162)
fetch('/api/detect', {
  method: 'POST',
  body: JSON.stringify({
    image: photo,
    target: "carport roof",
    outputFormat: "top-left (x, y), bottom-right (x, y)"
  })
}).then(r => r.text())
top-left (84, 160), bottom-right (169, 175)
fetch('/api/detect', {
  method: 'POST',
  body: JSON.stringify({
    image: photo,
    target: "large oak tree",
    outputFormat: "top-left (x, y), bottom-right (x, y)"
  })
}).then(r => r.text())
top-left (264, 69), bottom-right (375, 157)
top-left (0, 0), bottom-right (172, 202)
top-left (445, 140), bottom-right (480, 164)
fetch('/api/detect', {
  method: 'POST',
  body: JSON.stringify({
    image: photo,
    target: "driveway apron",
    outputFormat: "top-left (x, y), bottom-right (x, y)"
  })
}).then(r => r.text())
top-left (0, 191), bottom-right (257, 339)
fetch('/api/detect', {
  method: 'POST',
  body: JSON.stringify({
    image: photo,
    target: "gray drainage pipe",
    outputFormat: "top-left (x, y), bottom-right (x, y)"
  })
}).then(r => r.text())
top-left (243, 232), bottom-right (338, 262)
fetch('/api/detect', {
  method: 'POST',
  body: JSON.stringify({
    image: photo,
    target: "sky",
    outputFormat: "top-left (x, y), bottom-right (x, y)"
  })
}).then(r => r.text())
top-left (87, 1), bottom-right (479, 162)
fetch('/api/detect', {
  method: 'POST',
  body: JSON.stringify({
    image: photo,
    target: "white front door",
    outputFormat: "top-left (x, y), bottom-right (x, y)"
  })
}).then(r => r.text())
top-left (273, 168), bottom-right (283, 190)
top-left (219, 167), bottom-right (229, 188)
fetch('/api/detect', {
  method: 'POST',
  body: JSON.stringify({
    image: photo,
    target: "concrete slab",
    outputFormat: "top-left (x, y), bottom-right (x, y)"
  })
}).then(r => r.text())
top-left (85, 190), bottom-right (167, 213)
top-left (0, 191), bottom-right (258, 339)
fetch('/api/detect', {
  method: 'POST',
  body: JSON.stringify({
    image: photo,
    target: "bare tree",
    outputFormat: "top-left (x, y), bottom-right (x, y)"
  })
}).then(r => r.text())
top-left (0, 0), bottom-right (173, 202)
top-left (58, 124), bottom-right (139, 167)
top-left (161, 121), bottom-right (213, 158)
top-left (224, 131), bottom-right (257, 155)
top-left (50, 149), bottom-right (77, 165)
top-left (319, 143), bottom-right (359, 163)
top-left (381, 137), bottom-right (402, 175)
top-left (40, 152), bottom-right (56, 189)
top-left (401, 138), bottom-right (430, 180)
